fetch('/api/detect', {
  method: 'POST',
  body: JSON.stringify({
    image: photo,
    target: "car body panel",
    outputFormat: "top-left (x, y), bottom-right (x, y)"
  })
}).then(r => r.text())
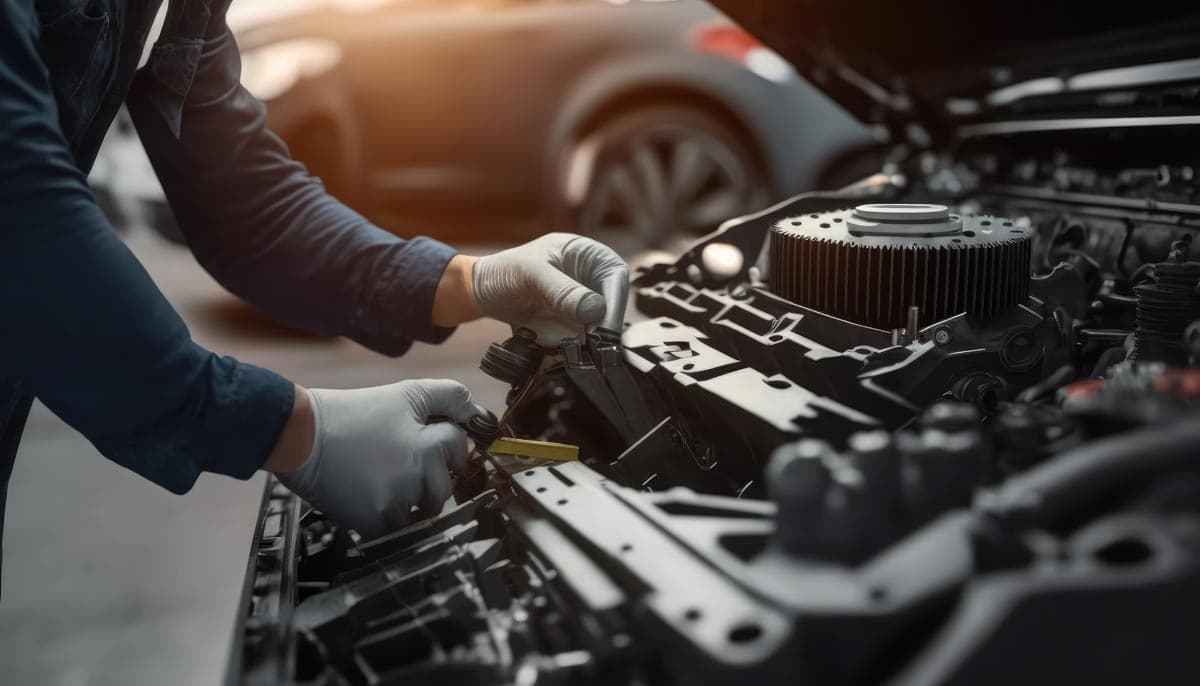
top-left (236, 0), bottom-right (870, 224)
top-left (94, 0), bottom-right (872, 241)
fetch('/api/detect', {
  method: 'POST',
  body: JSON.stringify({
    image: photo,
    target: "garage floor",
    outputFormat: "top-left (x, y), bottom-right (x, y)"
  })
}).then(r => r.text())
top-left (0, 227), bottom-right (510, 685)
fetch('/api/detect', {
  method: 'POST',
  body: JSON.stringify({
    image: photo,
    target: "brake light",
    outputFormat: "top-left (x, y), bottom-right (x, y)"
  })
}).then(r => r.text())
top-left (691, 21), bottom-right (796, 83)
top-left (691, 22), bottom-right (762, 64)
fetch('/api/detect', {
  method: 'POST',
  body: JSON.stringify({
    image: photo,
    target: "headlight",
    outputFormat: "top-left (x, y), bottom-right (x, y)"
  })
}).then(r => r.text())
top-left (743, 46), bottom-right (796, 84)
top-left (239, 39), bottom-right (343, 102)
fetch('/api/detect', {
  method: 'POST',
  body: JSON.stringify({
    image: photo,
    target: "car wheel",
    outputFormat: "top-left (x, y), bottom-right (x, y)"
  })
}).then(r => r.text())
top-left (560, 106), bottom-right (770, 256)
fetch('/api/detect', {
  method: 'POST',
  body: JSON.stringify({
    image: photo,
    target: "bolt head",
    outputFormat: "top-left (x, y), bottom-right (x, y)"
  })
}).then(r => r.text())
top-left (922, 401), bottom-right (980, 431)
top-left (767, 440), bottom-right (832, 505)
top-left (848, 430), bottom-right (892, 455)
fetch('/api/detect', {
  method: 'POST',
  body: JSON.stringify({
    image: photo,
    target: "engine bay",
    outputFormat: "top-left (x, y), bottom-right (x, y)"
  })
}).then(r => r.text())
top-left (232, 118), bottom-right (1200, 685)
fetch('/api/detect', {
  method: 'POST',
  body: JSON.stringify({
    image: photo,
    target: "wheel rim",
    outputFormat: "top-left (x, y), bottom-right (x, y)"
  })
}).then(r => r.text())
top-left (577, 123), bottom-right (767, 256)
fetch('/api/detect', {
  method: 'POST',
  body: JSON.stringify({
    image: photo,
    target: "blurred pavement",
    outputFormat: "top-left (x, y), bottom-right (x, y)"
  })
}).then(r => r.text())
top-left (0, 226), bottom-right (511, 686)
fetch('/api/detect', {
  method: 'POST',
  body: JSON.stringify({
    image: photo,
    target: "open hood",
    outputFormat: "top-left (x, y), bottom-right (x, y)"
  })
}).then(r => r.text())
top-left (709, 1), bottom-right (1200, 144)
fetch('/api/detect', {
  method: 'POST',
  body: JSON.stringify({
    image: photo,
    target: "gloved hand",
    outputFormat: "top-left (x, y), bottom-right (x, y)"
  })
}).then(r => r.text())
top-left (275, 379), bottom-right (477, 540)
top-left (472, 232), bottom-right (629, 344)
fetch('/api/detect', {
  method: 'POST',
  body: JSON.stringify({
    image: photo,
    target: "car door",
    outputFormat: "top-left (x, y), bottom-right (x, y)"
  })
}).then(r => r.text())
top-left (347, 0), bottom-right (611, 207)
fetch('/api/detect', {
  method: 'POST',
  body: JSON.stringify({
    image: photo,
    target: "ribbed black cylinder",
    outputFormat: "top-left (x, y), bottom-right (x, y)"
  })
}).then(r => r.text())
top-left (769, 207), bottom-right (1032, 330)
top-left (1130, 259), bottom-right (1200, 364)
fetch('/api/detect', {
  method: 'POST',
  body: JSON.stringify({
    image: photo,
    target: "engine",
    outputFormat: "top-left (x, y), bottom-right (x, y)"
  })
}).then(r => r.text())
top-left (235, 170), bottom-right (1200, 684)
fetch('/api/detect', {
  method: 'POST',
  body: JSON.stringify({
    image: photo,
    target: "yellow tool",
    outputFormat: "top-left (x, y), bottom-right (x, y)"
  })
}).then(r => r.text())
top-left (486, 437), bottom-right (579, 462)
top-left (466, 366), bottom-right (578, 464)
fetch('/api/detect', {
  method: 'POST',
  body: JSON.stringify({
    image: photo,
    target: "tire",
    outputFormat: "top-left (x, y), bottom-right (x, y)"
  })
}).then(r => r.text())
top-left (557, 106), bottom-right (770, 256)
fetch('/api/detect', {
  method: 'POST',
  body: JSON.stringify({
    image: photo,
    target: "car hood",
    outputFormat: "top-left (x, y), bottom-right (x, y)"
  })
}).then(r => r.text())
top-left (708, 1), bottom-right (1200, 144)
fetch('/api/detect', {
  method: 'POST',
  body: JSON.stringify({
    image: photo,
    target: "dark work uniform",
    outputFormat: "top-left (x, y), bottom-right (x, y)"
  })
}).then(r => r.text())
top-left (0, 0), bottom-right (457, 596)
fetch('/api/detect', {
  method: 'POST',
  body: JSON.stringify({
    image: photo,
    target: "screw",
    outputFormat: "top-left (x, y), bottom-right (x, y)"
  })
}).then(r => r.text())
top-left (934, 327), bottom-right (952, 345)
top-left (906, 306), bottom-right (920, 344)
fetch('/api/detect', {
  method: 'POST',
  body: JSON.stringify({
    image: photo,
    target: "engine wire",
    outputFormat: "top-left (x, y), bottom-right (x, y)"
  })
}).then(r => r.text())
top-left (460, 370), bottom-right (542, 480)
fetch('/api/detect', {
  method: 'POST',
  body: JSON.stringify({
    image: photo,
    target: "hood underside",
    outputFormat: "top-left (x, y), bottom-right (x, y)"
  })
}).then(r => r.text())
top-left (709, 1), bottom-right (1200, 141)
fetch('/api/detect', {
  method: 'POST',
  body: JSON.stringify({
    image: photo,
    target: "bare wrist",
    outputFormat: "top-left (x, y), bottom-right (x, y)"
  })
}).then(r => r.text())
top-left (264, 384), bottom-right (316, 473)
top-left (432, 253), bottom-right (481, 327)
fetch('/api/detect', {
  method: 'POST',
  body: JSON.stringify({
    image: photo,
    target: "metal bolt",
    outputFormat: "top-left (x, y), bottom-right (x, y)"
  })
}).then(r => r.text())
top-left (906, 306), bottom-right (920, 343)
top-left (767, 440), bottom-right (833, 555)
top-left (934, 327), bottom-right (952, 345)
top-left (921, 401), bottom-right (979, 432)
top-left (847, 430), bottom-right (902, 512)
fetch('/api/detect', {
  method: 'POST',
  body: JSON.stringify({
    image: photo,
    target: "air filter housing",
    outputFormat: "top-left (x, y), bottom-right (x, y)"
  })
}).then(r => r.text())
top-left (769, 204), bottom-right (1032, 330)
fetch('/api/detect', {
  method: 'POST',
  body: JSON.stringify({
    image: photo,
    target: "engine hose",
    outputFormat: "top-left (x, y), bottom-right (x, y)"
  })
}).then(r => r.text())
top-left (1015, 364), bottom-right (1075, 403)
top-left (982, 413), bottom-right (1200, 530)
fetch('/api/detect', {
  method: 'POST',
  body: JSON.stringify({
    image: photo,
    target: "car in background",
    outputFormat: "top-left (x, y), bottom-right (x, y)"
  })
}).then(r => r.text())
top-left (96, 0), bottom-right (875, 253)
top-left (89, 108), bottom-right (177, 238)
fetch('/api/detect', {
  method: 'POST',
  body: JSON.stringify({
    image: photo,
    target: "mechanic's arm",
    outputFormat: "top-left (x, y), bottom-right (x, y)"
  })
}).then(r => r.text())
top-left (127, 8), bottom-right (629, 351)
top-left (1, 4), bottom-right (470, 539)
top-left (127, 8), bottom-right (457, 356)
top-left (0, 1), bottom-right (293, 494)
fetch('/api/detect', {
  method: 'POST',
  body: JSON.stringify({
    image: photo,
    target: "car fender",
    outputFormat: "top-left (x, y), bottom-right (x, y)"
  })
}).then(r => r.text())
top-left (543, 51), bottom-right (873, 219)
top-left (264, 70), bottom-right (366, 196)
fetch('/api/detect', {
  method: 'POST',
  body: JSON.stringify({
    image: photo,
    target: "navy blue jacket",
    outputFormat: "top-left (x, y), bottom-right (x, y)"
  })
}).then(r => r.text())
top-left (0, 0), bottom-right (457, 589)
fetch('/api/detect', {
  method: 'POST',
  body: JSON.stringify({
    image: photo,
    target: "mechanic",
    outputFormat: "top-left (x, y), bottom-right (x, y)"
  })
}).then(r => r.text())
top-left (0, 0), bottom-right (628, 595)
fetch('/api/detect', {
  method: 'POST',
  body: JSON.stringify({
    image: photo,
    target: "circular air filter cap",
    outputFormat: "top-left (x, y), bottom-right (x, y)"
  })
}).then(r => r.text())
top-left (849, 203), bottom-right (961, 237)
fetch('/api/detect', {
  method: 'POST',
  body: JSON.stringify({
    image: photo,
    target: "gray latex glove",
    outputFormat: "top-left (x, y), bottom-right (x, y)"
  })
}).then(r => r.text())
top-left (275, 379), bottom-right (476, 540)
top-left (472, 232), bottom-right (629, 344)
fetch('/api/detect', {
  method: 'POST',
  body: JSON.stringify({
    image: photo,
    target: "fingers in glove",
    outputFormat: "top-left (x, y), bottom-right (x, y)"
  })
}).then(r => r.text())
top-left (379, 498), bottom-right (412, 538)
top-left (585, 244), bottom-right (630, 332)
top-left (420, 421), bottom-right (470, 472)
top-left (356, 502), bottom-right (392, 541)
top-left (559, 235), bottom-right (628, 332)
top-left (532, 261), bottom-right (607, 325)
top-left (421, 464), bottom-right (453, 517)
top-left (597, 271), bottom-right (629, 333)
top-left (407, 379), bottom-right (477, 424)
top-left (520, 315), bottom-right (582, 346)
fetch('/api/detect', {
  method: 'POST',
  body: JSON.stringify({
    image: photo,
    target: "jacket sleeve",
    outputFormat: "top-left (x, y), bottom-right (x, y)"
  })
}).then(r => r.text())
top-left (0, 0), bottom-right (295, 494)
top-left (126, 5), bottom-right (457, 358)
